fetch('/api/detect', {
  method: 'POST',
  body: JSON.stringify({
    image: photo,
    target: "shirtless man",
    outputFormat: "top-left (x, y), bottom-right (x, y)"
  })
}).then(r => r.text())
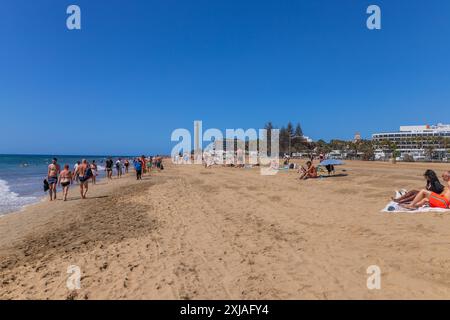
top-left (47, 158), bottom-right (61, 201)
top-left (105, 157), bottom-right (113, 180)
top-left (74, 159), bottom-right (90, 199)
top-left (403, 171), bottom-right (450, 209)
top-left (116, 158), bottom-right (123, 178)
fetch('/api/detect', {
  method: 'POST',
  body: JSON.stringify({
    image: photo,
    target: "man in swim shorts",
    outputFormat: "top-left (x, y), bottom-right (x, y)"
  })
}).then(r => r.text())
top-left (116, 158), bottom-right (123, 178)
top-left (134, 158), bottom-right (142, 180)
top-left (73, 161), bottom-right (81, 183)
top-left (47, 158), bottom-right (61, 201)
top-left (105, 157), bottom-right (113, 180)
top-left (403, 171), bottom-right (450, 209)
top-left (74, 159), bottom-right (90, 199)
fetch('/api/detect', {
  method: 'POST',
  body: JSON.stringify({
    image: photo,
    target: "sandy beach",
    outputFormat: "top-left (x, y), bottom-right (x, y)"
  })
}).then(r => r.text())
top-left (1, 160), bottom-right (450, 300)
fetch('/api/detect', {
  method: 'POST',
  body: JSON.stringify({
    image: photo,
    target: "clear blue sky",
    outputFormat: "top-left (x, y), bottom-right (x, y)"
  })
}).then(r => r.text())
top-left (1, 0), bottom-right (449, 155)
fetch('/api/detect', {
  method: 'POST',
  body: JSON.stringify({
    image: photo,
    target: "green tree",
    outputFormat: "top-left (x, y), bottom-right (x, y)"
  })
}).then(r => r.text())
top-left (294, 123), bottom-right (303, 137)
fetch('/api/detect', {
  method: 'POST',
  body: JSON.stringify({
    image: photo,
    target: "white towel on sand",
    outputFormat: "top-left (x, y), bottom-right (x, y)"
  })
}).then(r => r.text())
top-left (381, 201), bottom-right (450, 213)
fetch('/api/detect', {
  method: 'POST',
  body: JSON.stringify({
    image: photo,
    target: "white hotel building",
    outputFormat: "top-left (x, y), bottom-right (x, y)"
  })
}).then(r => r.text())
top-left (372, 124), bottom-right (450, 161)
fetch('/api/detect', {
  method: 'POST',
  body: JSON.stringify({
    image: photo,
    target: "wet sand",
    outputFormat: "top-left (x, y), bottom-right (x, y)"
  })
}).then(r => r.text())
top-left (1, 160), bottom-right (450, 299)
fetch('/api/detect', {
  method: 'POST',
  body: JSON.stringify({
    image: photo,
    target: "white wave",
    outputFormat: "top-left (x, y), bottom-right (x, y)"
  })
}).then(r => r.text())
top-left (0, 179), bottom-right (38, 215)
top-left (96, 165), bottom-right (106, 171)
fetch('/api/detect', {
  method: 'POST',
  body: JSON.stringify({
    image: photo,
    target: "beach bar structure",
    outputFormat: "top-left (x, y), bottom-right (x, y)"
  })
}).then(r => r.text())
top-left (372, 124), bottom-right (450, 161)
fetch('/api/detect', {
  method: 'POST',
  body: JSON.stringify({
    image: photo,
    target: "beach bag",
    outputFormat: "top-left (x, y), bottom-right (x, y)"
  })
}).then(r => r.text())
top-left (43, 179), bottom-right (49, 192)
top-left (80, 168), bottom-right (93, 182)
top-left (85, 167), bottom-right (93, 179)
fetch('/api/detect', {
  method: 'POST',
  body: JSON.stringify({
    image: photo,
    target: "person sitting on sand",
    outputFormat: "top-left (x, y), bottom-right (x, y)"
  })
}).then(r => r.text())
top-left (58, 164), bottom-right (73, 201)
top-left (402, 171), bottom-right (450, 210)
top-left (299, 161), bottom-right (317, 180)
top-left (394, 170), bottom-right (445, 204)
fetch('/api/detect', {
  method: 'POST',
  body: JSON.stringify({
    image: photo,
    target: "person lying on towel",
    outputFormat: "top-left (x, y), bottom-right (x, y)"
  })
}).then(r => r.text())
top-left (401, 171), bottom-right (450, 210)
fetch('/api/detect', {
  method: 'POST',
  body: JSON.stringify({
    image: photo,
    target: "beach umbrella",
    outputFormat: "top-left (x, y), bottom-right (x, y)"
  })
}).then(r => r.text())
top-left (319, 159), bottom-right (344, 166)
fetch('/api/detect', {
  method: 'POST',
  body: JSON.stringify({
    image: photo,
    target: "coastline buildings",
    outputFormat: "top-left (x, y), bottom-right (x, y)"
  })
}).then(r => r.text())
top-left (372, 124), bottom-right (450, 161)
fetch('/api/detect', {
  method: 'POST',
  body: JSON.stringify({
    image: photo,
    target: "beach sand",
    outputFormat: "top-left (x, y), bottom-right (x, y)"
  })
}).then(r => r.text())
top-left (1, 160), bottom-right (450, 300)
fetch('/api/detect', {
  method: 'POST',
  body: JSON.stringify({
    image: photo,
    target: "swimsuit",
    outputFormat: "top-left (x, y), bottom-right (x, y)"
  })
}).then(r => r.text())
top-left (429, 192), bottom-right (450, 209)
top-left (48, 176), bottom-right (58, 184)
top-left (61, 181), bottom-right (70, 187)
top-left (48, 164), bottom-right (58, 184)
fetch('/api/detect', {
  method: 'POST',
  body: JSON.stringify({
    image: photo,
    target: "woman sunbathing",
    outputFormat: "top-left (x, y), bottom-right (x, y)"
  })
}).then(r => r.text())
top-left (393, 170), bottom-right (445, 204)
top-left (299, 161), bottom-right (318, 180)
top-left (402, 171), bottom-right (450, 210)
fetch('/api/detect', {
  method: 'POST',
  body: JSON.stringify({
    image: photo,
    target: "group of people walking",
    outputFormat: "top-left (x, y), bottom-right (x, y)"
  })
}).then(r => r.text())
top-left (47, 158), bottom-right (97, 201)
top-left (45, 156), bottom-right (164, 201)
top-left (132, 155), bottom-right (164, 180)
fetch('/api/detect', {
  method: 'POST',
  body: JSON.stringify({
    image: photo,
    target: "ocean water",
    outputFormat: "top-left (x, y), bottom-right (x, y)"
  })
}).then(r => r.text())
top-left (0, 155), bottom-right (116, 215)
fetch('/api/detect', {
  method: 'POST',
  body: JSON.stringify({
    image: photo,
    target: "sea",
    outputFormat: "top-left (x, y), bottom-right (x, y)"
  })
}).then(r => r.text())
top-left (0, 154), bottom-right (123, 215)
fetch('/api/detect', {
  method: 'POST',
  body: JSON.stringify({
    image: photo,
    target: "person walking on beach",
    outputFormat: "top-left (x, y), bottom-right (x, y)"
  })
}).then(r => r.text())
top-left (74, 159), bottom-right (91, 199)
top-left (47, 158), bottom-right (60, 201)
top-left (124, 159), bottom-right (130, 174)
top-left (105, 157), bottom-right (113, 180)
top-left (116, 158), bottom-right (123, 178)
top-left (157, 156), bottom-right (164, 171)
top-left (90, 160), bottom-right (98, 185)
top-left (134, 158), bottom-right (142, 180)
top-left (152, 155), bottom-right (158, 169)
top-left (140, 155), bottom-right (147, 175)
top-left (73, 161), bottom-right (81, 183)
top-left (58, 164), bottom-right (73, 201)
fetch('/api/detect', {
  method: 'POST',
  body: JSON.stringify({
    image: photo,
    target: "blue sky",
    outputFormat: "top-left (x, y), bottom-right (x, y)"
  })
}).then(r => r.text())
top-left (1, 0), bottom-right (449, 155)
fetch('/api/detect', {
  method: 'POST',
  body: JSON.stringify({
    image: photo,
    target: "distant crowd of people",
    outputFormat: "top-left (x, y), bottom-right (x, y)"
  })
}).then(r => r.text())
top-left (45, 156), bottom-right (164, 201)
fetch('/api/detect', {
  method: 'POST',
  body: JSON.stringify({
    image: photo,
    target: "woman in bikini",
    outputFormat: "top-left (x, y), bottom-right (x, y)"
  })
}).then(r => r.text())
top-left (299, 161), bottom-right (318, 180)
top-left (90, 160), bottom-right (98, 185)
top-left (393, 170), bottom-right (444, 204)
top-left (58, 164), bottom-right (73, 201)
top-left (402, 171), bottom-right (450, 210)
